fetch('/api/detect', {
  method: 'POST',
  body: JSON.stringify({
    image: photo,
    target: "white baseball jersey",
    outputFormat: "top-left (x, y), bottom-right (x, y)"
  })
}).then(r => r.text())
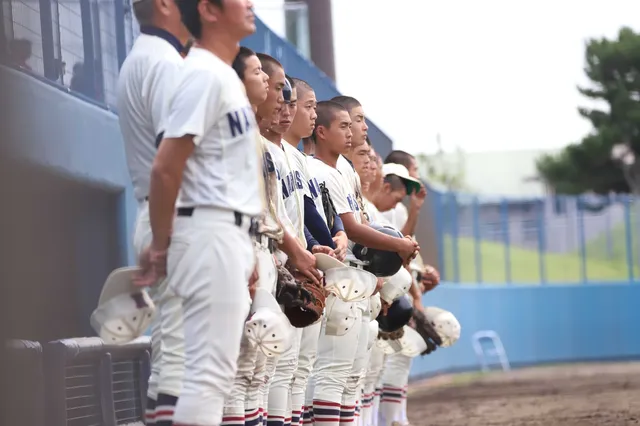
top-left (282, 143), bottom-right (327, 226)
top-left (266, 140), bottom-right (306, 246)
top-left (381, 203), bottom-right (409, 232)
top-left (261, 136), bottom-right (295, 238)
top-left (310, 158), bottom-right (362, 253)
top-left (163, 47), bottom-right (263, 216)
top-left (116, 30), bottom-right (184, 202)
top-left (364, 198), bottom-right (391, 227)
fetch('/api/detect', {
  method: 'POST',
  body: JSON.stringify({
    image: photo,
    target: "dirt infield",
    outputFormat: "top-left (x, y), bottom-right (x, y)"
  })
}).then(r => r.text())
top-left (408, 362), bottom-right (640, 425)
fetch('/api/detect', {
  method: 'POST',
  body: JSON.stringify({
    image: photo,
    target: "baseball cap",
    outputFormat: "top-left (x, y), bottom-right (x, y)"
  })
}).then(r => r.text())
top-left (90, 267), bottom-right (156, 344)
top-left (382, 163), bottom-right (422, 195)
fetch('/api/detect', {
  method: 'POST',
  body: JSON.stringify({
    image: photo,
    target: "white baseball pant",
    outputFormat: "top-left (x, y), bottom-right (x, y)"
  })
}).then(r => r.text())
top-left (342, 303), bottom-right (371, 426)
top-left (168, 207), bottom-right (255, 426)
top-left (267, 326), bottom-right (303, 426)
top-left (133, 201), bottom-right (185, 426)
top-left (378, 354), bottom-right (412, 426)
top-left (291, 318), bottom-right (322, 426)
top-left (224, 242), bottom-right (279, 426)
top-left (310, 307), bottom-right (363, 426)
top-left (361, 345), bottom-right (385, 426)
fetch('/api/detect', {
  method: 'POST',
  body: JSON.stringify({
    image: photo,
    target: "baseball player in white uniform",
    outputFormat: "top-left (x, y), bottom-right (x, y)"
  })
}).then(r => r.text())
top-left (139, 1), bottom-right (265, 426)
top-left (254, 54), bottom-right (324, 426)
top-left (376, 151), bottom-right (438, 426)
top-left (115, 1), bottom-right (190, 424)
top-left (308, 100), bottom-right (419, 426)
top-left (281, 77), bottom-right (351, 426)
top-left (222, 46), bottom-right (284, 426)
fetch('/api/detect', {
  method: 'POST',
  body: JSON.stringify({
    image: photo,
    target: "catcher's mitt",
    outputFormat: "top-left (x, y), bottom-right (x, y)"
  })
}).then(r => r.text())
top-left (412, 308), bottom-right (443, 355)
top-left (275, 263), bottom-right (325, 328)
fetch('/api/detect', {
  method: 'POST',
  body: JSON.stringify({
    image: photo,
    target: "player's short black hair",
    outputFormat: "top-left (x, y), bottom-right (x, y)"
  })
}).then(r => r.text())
top-left (292, 77), bottom-right (313, 97)
top-left (232, 46), bottom-right (256, 80)
top-left (285, 74), bottom-right (295, 89)
top-left (331, 95), bottom-right (361, 113)
top-left (176, 0), bottom-right (223, 40)
top-left (256, 53), bottom-right (283, 77)
top-left (133, 0), bottom-right (154, 26)
top-left (312, 101), bottom-right (348, 142)
top-left (383, 174), bottom-right (406, 191)
top-left (384, 150), bottom-right (415, 169)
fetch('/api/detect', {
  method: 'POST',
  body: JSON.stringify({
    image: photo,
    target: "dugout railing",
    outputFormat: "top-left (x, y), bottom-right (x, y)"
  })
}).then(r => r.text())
top-left (5, 337), bottom-right (151, 426)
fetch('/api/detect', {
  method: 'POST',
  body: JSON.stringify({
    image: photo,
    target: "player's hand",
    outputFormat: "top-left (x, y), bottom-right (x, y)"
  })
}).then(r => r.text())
top-left (248, 263), bottom-right (259, 300)
top-left (289, 246), bottom-right (322, 286)
top-left (398, 236), bottom-right (420, 264)
top-left (380, 300), bottom-right (390, 316)
top-left (421, 265), bottom-right (440, 293)
top-left (312, 245), bottom-right (335, 257)
top-left (410, 185), bottom-right (427, 211)
top-left (332, 231), bottom-right (348, 262)
top-left (372, 277), bottom-right (385, 295)
top-left (133, 245), bottom-right (167, 287)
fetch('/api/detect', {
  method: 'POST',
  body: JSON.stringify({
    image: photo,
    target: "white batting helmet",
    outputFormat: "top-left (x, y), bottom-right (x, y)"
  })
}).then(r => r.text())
top-left (424, 306), bottom-right (461, 347)
top-left (379, 267), bottom-right (412, 304)
top-left (245, 288), bottom-right (294, 357)
top-left (324, 294), bottom-right (359, 336)
top-left (90, 267), bottom-right (155, 345)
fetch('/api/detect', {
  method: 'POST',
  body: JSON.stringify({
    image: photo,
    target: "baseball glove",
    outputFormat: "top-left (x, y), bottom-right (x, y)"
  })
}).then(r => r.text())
top-left (412, 308), bottom-right (443, 355)
top-left (275, 263), bottom-right (325, 328)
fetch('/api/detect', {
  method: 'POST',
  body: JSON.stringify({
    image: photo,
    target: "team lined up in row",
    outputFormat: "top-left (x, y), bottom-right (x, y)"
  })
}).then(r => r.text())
top-left (93, 2), bottom-right (459, 426)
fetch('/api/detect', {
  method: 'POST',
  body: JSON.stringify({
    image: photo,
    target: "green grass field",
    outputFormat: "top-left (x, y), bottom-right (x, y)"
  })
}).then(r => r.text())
top-left (443, 236), bottom-right (636, 284)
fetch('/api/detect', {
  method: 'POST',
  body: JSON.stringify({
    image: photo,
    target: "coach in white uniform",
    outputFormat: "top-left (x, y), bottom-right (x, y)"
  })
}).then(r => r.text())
top-left (115, 0), bottom-right (190, 423)
top-left (143, 1), bottom-right (262, 426)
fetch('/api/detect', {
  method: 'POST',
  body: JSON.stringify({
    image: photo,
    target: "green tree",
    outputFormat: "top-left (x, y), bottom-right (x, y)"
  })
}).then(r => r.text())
top-left (536, 27), bottom-right (640, 194)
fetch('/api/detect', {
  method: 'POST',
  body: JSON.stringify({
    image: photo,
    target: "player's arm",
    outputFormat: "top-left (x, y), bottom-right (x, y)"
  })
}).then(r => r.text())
top-left (303, 195), bottom-right (335, 248)
top-left (149, 67), bottom-right (219, 251)
top-left (401, 186), bottom-right (426, 236)
top-left (340, 212), bottom-right (417, 260)
top-left (325, 173), bottom-right (418, 260)
top-left (147, 57), bottom-right (182, 139)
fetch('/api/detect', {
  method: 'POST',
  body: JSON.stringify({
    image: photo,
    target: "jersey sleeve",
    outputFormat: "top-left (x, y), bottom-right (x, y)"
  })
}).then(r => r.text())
top-left (147, 56), bottom-right (182, 138)
top-left (324, 171), bottom-right (352, 216)
top-left (162, 66), bottom-right (222, 146)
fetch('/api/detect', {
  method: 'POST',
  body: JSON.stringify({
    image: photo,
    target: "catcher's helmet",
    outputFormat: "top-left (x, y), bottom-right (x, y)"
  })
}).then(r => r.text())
top-left (376, 295), bottom-right (413, 333)
top-left (352, 224), bottom-right (404, 277)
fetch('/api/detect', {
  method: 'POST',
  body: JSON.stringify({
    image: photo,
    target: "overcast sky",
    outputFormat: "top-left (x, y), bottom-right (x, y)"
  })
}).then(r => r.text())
top-left (330, 0), bottom-right (640, 155)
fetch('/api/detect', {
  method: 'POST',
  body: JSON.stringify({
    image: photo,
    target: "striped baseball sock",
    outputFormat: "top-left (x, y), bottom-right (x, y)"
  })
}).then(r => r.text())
top-left (372, 388), bottom-right (381, 426)
top-left (301, 406), bottom-right (313, 425)
top-left (222, 412), bottom-right (245, 426)
top-left (263, 411), bottom-right (268, 426)
top-left (354, 400), bottom-right (361, 426)
top-left (312, 400), bottom-right (341, 426)
top-left (145, 396), bottom-right (157, 425)
top-left (155, 393), bottom-right (178, 426)
top-left (291, 409), bottom-right (302, 426)
top-left (379, 386), bottom-right (403, 425)
top-left (266, 414), bottom-right (285, 426)
top-left (360, 393), bottom-right (373, 426)
top-left (245, 407), bottom-right (262, 426)
top-left (339, 404), bottom-right (356, 426)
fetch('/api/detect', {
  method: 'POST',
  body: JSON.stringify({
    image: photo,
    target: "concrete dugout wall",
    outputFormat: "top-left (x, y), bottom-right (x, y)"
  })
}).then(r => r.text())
top-left (410, 282), bottom-right (640, 379)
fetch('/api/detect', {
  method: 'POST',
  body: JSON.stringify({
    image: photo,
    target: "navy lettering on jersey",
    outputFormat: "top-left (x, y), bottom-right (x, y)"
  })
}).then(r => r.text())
top-left (308, 177), bottom-right (321, 199)
top-left (347, 194), bottom-right (360, 213)
top-left (294, 170), bottom-right (305, 191)
top-left (227, 106), bottom-right (254, 137)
